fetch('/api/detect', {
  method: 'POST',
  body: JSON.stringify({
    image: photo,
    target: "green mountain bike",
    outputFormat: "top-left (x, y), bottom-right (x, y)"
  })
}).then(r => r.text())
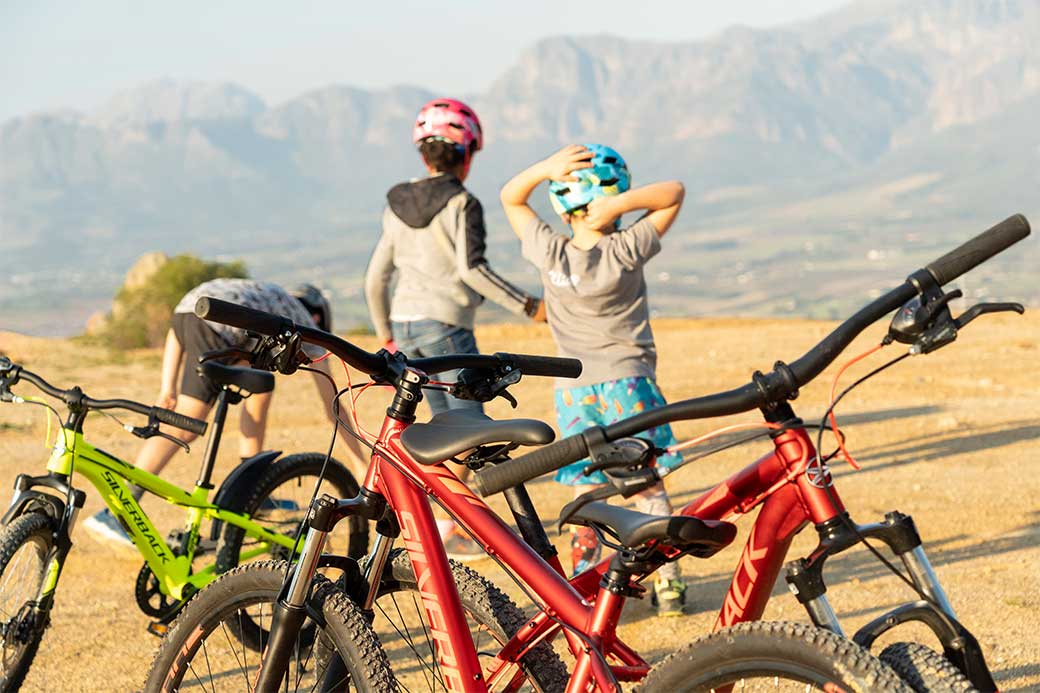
top-left (0, 356), bottom-right (367, 691)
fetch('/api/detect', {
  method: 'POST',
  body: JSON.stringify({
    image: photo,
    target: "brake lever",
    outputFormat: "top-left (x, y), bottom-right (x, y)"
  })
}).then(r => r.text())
top-left (910, 300), bottom-right (1026, 355)
top-left (126, 423), bottom-right (191, 452)
top-left (450, 366), bottom-right (521, 406)
top-left (490, 368), bottom-right (521, 408)
top-left (954, 302), bottom-right (1024, 329)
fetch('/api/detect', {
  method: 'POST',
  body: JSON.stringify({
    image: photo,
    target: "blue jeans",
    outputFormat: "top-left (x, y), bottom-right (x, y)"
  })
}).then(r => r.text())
top-left (391, 320), bottom-right (484, 418)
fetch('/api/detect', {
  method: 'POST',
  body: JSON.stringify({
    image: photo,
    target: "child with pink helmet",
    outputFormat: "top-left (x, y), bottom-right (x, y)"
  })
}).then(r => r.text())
top-left (365, 98), bottom-right (546, 560)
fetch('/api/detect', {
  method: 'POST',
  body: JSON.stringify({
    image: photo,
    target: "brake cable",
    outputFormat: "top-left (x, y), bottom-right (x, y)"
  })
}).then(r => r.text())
top-left (12, 395), bottom-right (66, 450)
top-left (813, 344), bottom-right (941, 607)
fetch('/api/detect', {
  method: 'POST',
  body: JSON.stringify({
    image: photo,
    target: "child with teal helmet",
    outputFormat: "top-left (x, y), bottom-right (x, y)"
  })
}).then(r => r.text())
top-left (500, 144), bottom-right (688, 616)
top-left (548, 144), bottom-right (632, 229)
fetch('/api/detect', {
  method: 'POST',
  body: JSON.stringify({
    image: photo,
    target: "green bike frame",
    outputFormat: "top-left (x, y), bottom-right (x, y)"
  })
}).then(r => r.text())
top-left (42, 428), bottom-right (298, 602)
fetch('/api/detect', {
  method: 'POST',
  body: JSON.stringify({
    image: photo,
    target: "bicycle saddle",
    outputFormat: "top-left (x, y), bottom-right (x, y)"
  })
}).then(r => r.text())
top-left (400, 410), bottom-right (555, 465)
top-left (197, 361), bottom-right (275, 395)
top-left (567, 502), bottom-right (736, 557)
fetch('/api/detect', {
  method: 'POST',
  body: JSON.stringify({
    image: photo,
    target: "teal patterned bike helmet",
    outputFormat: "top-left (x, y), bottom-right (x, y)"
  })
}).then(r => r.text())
top-left (548, 144), bottom-right (631, 223)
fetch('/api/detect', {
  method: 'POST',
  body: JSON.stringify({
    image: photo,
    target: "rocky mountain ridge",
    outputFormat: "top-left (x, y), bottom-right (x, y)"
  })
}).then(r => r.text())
top-left (2, 0), bottom-right (1037, 335)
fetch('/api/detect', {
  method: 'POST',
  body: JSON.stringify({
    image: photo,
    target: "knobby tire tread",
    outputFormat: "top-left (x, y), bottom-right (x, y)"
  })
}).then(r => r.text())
top-left (376, 549), bottom-right (569, 693)
top-left (638, 620), bottom-right (912, 692)
top-left (880, 641), bottom-right (978, 692)
top-left (0, 512), bottom-right (57, 692)
top-left (144, 560), bottom-right (397, 692)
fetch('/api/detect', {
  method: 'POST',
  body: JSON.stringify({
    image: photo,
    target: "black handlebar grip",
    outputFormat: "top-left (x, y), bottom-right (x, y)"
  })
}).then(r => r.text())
top-left (472, 434), bottom-right (589, 496)
top-left (153, 407), bottom-right (208, 436)
top-left (926, 214), bottom-right (1031, 286)
top-left (194, 297), bottom-right (295, 337)
top-left (495, 353), bottom-right (583, 379)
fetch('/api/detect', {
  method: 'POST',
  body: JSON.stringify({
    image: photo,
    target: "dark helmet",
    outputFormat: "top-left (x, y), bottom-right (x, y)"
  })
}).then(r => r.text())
top-left (291, 284), bottom-right (332, 332)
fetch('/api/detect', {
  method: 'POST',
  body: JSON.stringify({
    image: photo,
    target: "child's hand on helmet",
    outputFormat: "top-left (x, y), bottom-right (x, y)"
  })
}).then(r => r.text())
top-left (584, 195), bottom-right (622, 231)
top-left (542, 145), bottom-right (593, 182)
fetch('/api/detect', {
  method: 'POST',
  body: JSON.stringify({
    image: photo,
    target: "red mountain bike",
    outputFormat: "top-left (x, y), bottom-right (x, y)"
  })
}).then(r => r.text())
top-left (145, 213), bottom-right (1027, 692)
top-left (473, 213), bottom-right (1030, 692)
top-left (143, 324), bottom-right (911, 689)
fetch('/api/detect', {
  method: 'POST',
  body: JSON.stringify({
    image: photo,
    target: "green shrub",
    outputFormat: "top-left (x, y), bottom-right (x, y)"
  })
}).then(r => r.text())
top-left (103, 255), bottom-right (247, 349)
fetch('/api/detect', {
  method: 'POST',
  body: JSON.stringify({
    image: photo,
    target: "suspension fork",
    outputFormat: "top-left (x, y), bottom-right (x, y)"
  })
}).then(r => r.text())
top-left (253, 495), bottom-right (335, 692)
top-left (253, 488), bottom-right (388, 691)
top-left (785, 511), bottom-right (947, 632)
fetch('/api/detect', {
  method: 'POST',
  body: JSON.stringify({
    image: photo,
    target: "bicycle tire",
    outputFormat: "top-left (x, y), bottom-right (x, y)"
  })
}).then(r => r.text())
top-left (638, 621), bottom-right (911, 692)
top-left (880, 641), bottom-right (978, 692)
top-left (144, 560), bottom-right (397, 693)
top-left (359, 548), bottom-right (569, 692)
top-left (0, 512), bottom-right (57, 692)
top-left (214, 452), bottom-right (367, 574)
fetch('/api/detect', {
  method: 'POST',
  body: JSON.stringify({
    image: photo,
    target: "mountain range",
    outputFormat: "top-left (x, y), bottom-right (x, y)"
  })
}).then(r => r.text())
top-left (2, 0), bottom-right (1038, 335)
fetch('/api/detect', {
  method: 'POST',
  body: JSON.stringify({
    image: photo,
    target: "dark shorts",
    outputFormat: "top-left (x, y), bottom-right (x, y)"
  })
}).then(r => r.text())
top-left (171, 312), bottom-right (233, 404)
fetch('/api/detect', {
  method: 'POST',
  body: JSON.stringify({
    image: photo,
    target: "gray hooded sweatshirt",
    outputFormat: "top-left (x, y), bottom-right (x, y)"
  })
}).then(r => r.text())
top-left (364, 174), bottom-right (534, 342)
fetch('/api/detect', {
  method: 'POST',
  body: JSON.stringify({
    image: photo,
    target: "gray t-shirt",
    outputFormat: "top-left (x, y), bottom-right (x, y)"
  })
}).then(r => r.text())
top-left (522, 216), bottom-right (661, 388)
top-left (175, 278), bottom-right (323, 357)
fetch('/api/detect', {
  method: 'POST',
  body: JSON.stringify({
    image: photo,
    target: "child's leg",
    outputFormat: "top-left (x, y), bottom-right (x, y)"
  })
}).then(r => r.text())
top-left (569, 484), bottom-right (604, 575)
top-left (553, 383), bottom-right (611, 576)
top-left (633, 483), bottom-right (679, 583)
top-left (606, 378), bottom-right (687, 613)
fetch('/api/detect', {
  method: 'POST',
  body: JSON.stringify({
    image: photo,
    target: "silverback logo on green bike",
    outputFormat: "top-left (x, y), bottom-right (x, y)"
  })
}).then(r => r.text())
top-left (101, 470), bottom-right (170, 563)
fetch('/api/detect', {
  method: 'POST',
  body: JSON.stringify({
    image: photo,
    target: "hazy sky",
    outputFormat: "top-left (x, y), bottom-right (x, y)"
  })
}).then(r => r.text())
top-left (2, 0), bottom-right (851, 121)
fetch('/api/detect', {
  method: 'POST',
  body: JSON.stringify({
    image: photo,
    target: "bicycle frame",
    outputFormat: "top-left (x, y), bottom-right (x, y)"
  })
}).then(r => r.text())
top-left (12, 427), bottom-right (297, 602)
top-left (363, 415), bottom-right (632, 691)
top-left (562, 403), bottom-right (997, 690)
top-left (569, 419), bottom-right (829, 626)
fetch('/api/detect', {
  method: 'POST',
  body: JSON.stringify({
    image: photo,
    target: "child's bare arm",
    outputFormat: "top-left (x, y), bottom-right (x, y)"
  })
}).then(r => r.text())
top-left (500, 145), bottom-right (593, 238)
top-left (587, 181), bottom-right (685, 236)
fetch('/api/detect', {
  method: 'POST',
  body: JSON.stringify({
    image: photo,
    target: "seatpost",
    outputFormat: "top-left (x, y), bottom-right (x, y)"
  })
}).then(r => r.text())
top-left (503, 485), bottom-right (558, 564)
top-left (195, 388), bottom-right (229, 489)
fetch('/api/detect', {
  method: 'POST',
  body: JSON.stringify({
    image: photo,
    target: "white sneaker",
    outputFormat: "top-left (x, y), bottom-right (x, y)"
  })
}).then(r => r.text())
top-left (82, 509), bottom-right (134, 549)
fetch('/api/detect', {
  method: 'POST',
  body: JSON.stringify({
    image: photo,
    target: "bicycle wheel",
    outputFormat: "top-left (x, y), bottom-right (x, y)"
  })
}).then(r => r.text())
top-left (144, 561), bottom-right (397, 692)
top-left (638, 621), bottom-right (911, 692)
top-left (0, 512), bottom-right (56, 692)
top-left (215, 453), bottom-right (368, 573)
top-left (879, 641), bottom-right (977, 692)
top-left (360, 548), bottom-right (568, 692)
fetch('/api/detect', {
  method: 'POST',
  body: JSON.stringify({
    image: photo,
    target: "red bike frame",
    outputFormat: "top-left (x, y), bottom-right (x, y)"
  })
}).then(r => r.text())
top-left (364, 413), bottom-right (657, 692)
top-left (569, 423), bottom-right (841, 626)
top-left (361, 407), bottom-right (842, 691)
top-left (491, 421), bottom-right (843, 683)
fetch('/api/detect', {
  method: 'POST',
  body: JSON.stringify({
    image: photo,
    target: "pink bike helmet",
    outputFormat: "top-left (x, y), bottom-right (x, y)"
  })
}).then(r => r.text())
top-left (412, 98), bottom-right (484, 152)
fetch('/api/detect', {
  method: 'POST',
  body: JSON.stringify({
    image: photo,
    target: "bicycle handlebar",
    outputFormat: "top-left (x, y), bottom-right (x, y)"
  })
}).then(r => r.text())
top-left (472, 214), bottom-right (1031, 496)
top-left (193, 298), bottom-right (583, 380)
top-left (925, 213), bottom-right (1030, 286)
top-left (3, 364), bottom-right (208, 436)
top-left (152, 407), bottom-right (208, 435)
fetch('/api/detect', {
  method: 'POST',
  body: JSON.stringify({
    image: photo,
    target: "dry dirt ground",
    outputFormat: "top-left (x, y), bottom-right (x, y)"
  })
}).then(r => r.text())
top-left (0, 315), bottom-right (1037, 691)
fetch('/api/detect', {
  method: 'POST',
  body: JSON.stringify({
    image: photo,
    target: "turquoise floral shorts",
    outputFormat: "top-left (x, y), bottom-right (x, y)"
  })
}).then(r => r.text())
top-left (553, 376), bottom-right (681, 486)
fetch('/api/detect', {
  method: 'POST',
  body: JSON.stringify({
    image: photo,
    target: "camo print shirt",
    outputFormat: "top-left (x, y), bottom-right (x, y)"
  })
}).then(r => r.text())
top-left (174, 279), bottom-right (320, 354)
